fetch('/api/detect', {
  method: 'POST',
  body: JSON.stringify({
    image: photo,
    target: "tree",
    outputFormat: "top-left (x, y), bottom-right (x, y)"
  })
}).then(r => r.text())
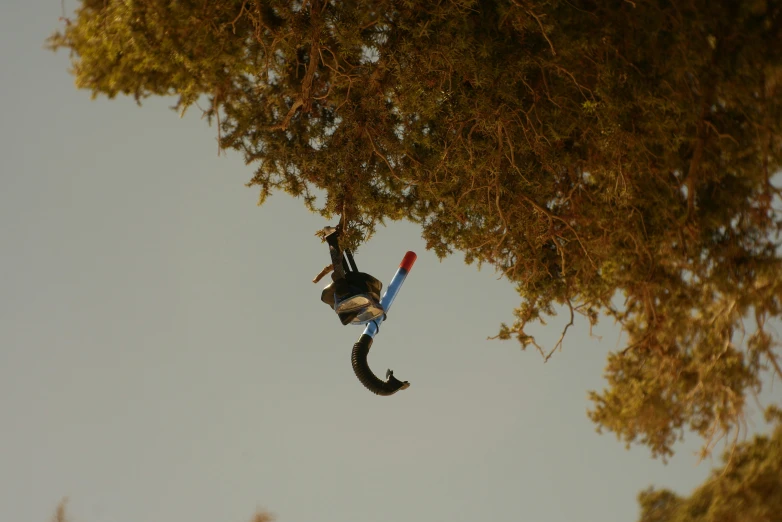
top-left (48, 0), bottom-right (782, 460)
top-left (637, 407), bottom-right (782, 522)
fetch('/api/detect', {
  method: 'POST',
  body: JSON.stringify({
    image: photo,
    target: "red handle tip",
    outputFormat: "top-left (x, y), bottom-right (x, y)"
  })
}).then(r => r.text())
top-left (399, 251), bottom-right (417, 272)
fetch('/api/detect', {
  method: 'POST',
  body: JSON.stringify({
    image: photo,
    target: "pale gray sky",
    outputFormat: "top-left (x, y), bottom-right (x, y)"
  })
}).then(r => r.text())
top-left (1, 3), bottom-right (779, 522)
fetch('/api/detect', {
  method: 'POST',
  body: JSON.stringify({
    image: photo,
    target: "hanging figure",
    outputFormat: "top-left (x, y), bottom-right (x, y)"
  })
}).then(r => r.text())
top-left (314, 225), bottom-right (416, 396)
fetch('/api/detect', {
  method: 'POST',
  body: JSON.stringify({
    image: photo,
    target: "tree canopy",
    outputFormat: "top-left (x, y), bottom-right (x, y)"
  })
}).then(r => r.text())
top-left (637, 407), bottom-right (782, 522)
top-left (49, 0), bottom-right (782, 460)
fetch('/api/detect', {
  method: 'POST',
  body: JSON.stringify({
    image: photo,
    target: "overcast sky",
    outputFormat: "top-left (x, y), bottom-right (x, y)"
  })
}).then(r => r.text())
top-left (1, 3), bottom-right (780, 522)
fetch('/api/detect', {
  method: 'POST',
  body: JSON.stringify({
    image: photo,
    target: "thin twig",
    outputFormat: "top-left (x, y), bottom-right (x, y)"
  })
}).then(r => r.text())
top-left (266, 10), bottom-right (323, 131)
top-left (365, 129), bottom-right (406, 185)
top-left (229, 0), bottom-right (248, 33)
top-left (620, 333), bottom-right (652, 355)
top-left (527, 10), bottom-right (556, 55)
top-left (544, 299), bottom-right (574, 361)
top-left (517, 192), bottom-right (596, 269)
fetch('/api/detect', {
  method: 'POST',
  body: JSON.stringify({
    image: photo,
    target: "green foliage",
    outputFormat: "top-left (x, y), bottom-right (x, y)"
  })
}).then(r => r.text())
top-left (637, 407), bottom-right (782, 522)
top-left (49, 0), bottom-right (782, 459)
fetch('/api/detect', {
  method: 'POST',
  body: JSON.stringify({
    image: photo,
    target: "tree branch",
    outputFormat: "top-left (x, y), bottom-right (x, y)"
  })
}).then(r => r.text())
top-left (266, 8), bottom-right (323, 132)
top-left (544, 298), bottom-right (574, 362)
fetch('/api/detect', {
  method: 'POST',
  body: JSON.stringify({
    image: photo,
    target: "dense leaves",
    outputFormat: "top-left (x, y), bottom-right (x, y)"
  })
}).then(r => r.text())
top-left (637, 407), bottom-right (782, 522)
top-left (49, 0), bottom-right (782, 459)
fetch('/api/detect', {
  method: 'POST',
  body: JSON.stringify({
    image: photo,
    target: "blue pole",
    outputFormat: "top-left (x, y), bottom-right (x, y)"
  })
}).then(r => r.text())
top-left (362, 251), bottom-right (417, 339)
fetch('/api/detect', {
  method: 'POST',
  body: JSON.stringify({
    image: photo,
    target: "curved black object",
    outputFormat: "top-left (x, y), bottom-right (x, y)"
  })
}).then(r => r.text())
top-left (351, 334), bottom-right (410, 396)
